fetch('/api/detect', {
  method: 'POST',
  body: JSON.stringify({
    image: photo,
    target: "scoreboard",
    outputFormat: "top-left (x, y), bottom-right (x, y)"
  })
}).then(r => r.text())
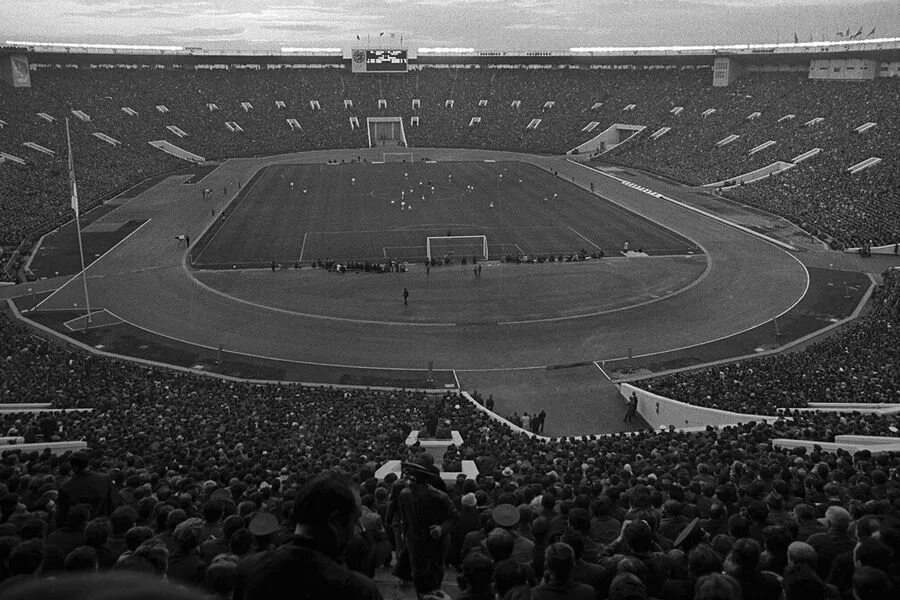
top-left (351, 49), bottom-right (408, 73)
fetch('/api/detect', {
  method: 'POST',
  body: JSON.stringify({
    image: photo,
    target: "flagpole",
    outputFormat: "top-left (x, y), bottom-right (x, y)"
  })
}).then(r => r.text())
top-left (66, 119), bottom-right (92, 326)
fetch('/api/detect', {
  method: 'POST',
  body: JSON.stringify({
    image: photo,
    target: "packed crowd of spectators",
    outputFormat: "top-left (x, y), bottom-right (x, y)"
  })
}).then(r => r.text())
top-left (1, 296), bottom-right (900, 597)
top-left (604, 73), bottom-right (900, 247)
top-left (6, 65), bottom-right (896, 261)
top-left (644, 268), bottom-right (900, 415)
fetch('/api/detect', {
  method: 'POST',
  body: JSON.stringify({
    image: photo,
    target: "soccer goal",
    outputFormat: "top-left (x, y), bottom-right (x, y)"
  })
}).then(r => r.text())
top-left (383, 152), bottom-right (413, 163)
top-left (426, 235), bottom-right (489, 262)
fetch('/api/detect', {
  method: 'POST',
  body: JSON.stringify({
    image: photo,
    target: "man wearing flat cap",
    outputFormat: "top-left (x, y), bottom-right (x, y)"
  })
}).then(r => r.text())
top-left (398, 461), bottom-right (458, 597)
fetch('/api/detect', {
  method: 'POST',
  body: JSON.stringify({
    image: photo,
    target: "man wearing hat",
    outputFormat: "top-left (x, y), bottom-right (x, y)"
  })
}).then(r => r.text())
top-left (492, 503), bottom-right (535, 568)
top-left (398, 461), bottom-right (458, 598)
top-left (236, 472), bottom-right (381, 599)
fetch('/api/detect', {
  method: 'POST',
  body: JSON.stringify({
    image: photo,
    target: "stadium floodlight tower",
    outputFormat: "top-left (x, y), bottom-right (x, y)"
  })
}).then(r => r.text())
top-left (426, 235), bottom-right (490, 263)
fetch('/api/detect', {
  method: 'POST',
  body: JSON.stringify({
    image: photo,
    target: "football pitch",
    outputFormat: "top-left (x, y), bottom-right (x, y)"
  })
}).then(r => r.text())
top-left (193, 160), bottom-right (697, 268)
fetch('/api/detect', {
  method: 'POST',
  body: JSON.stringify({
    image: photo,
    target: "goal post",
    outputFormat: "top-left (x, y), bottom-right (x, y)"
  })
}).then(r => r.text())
top-left (426, 235), bottom-right (489, 262)
top-left (383, 152), bottom-right (413, 163)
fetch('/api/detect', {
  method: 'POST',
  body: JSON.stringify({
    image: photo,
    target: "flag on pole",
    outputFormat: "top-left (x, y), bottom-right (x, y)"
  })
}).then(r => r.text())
top-left (868, 26), bottom-right (876, 37)
top-left (837, 31), bottom-right (844, 37)
top-left (66, 119), bottom-right (79, 217)
top-left (793, 32), bottom-right (799, 44)
top-left (853, 26), bottom-right (863, 38)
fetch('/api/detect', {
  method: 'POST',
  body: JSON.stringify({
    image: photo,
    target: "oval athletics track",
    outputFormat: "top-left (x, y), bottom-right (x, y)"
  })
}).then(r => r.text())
top-left (36, 149), bottom-right (809, 372)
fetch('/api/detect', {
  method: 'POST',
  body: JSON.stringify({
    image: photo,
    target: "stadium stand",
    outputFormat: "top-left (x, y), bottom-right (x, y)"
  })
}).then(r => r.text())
top-left (644, 268), bottom-right (900, 415)
top-left (604, 73), bottom-right (900, 247)
top-left (1, 304), bottom-right (900, 596)
top-left (4, 67), bottom-right (897, 277)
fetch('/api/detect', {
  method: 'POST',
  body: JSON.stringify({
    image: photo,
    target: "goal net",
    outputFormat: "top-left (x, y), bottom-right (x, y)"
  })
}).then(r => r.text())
top-left (383, 152), bottom-right (413, 163)
top-left (426, 235), bottom-right (489, 262)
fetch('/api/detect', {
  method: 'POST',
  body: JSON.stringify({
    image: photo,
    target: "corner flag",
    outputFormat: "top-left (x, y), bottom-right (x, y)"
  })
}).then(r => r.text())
top-left (66, 119), bottom-right (79, 216)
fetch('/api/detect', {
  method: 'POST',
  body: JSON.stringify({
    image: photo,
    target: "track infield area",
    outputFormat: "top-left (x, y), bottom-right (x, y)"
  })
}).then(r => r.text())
top-left (192, 161), bottom-right (697, 268)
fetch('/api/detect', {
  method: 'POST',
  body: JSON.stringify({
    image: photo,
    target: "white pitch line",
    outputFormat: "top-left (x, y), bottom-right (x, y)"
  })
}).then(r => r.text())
top-left (34, 218), bottom-right (152, 311)
top-left (298, 232), bottom-right (308, 262)
top-left (568, 226), bottom-right (603, 250)
top-left (193, 168), bottom-right (265, 264)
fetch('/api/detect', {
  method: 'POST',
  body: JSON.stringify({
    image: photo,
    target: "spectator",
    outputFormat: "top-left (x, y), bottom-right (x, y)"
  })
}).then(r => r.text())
top-left (533, 542), bottom-right (596, 600)
top-left (235, 472), bottom-right (381, 600)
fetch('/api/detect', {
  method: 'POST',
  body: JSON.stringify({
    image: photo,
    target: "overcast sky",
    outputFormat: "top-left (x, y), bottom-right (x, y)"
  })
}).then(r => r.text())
top-left (3, 0), bottom-right (898, 51)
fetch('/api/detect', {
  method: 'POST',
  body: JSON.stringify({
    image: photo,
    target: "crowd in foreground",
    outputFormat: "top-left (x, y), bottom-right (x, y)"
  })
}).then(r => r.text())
top-left (0, 400), bottom-right (898, 600)
top-left (2, 313), bottom-right (900, 598)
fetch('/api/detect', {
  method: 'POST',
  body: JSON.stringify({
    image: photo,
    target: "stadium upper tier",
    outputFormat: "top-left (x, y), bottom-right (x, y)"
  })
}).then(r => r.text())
top-left (0, 66), bottom-right (898, 255)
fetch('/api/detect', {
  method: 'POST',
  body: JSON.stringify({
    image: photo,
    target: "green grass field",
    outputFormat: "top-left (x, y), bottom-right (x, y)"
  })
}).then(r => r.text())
top-left (193, 160), bottom-right (697, 268)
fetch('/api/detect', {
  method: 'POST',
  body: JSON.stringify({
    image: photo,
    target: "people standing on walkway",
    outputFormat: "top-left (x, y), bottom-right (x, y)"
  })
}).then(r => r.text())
top-left (398, 462), bottom-right (457, 597)
top-left (624, 392), bottom-right (638, 423)
top-left (403, 288), bottom-right (409, 306)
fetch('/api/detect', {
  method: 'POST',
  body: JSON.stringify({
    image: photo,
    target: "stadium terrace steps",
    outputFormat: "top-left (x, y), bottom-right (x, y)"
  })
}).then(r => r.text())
top-left (582, 121), bottom-right (600, 132)
top-left (71, 109), bottom-right (90, 122)
top-left (854, 121), bottom-right (876, 133)
top-left (791, 148), bottom-right (821, 163)
top-left (0, 440), bottom-right (89, 455)
top-left (36, 112), bottom-right (55, 123)
top-left (748, 140), bottom-right (776, 155)
top-left (0, 152), bottom-right (26, 165)
top-left (848, 157), bottom-right (882, 174)
top-left (148, 140), bottom-right (205, 163)
top-left (526, 118), bottom-right (541, 130)
top-left (225, 121), bottom-right (244, 133)
top-left (804, 116), bottom-right (824, 127)
top-left (714, 134), bottom-right (740, 147)
top-left (705, 161), bottom-right (795, 189)
top-left (286, 118), bottom-right (301, 131)
top-left (121, 107), bottom-right (138, 117)
top-left (166, 125), bottom-right (188, 138)
top-left (23, 141), bottom-right (55, 156)
top-left (92, 132), bottom-right (120, 146)
top-left (569, 123), bottom-right (645, 155)
top-left (774, 437), bottom-right (900, 456)
top-left (778, 114), bottom-right (796, 122)
top-left (650, 127), bottom-right (671, 140)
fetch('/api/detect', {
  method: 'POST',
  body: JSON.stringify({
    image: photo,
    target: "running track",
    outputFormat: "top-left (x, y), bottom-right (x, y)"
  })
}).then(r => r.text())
top-left (36, 148), bottom-right (808, 373)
